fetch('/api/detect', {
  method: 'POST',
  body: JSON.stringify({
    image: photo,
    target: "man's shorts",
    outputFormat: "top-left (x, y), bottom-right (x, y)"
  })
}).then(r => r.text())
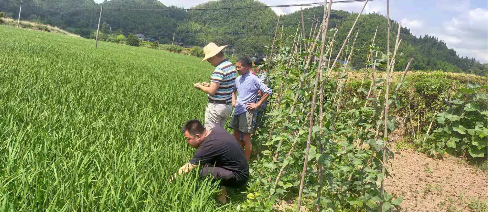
top-left (230, 110), bottom-right (255, 134)
top-left (204, 103), bottom-right (232, 130)
top-left (200, 166), bottom-right (247, 188)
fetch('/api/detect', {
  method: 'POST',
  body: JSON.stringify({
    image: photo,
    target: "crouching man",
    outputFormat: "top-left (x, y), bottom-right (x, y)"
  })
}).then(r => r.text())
top-left (174, 119), bottom-right (249, 204)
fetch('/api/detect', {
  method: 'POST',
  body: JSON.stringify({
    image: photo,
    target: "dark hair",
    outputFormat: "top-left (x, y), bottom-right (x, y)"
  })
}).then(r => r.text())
top-left (237, 57), bottom-right (252, 67)
top-left (254, 58), bottom-right (264, 66)
top-left (181, 119), bottom-right (205, 136)
top-left (216, 51), bottom-right (224, 57)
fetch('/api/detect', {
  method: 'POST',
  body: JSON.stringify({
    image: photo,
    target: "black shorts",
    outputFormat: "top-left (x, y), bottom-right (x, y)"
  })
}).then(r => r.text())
top-left (199, 166), bottom-right (247, 188)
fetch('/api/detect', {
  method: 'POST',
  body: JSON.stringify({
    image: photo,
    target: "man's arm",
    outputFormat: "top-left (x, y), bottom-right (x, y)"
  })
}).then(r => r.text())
top-left (178, 162), bottom-right (198, 175)
top-left (194, 82), bottom-right (220, 96)
top-left (232, 91), bottom-right (237, 107)
top-left (169, 162), bottom-right (198, 183)
top-left (246, 78), bottom-right (272, 110)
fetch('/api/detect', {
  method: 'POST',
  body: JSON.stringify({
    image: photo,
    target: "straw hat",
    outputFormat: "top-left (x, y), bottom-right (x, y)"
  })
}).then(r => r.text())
top-left (201, 42), bottom-right (228, 63)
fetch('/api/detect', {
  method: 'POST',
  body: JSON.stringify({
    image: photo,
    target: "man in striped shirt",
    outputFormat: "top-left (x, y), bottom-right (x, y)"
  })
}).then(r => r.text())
top-left (194, 43), bottom-right (237, 130)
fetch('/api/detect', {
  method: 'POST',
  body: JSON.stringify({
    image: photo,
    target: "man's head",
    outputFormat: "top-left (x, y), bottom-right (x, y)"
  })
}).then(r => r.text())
top-left (181, 119), bottom-right (206, 148)
top-left (253, 58), bottom-right (264, 73)
top-left (236, 57), bottom-right (253, 75)
top-left (207, 51), bottom-right (225, 67)
top-left (202, 42), bottom-right (227, 67)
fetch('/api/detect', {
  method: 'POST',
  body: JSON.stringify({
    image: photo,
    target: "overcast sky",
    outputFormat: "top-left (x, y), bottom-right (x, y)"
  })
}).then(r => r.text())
top-left (94, 0), bottom-right (488, 63)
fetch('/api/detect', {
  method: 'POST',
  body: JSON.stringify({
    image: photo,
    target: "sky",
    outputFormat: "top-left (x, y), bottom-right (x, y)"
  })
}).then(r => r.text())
top-left (94, 0), bottom-right (488, 63)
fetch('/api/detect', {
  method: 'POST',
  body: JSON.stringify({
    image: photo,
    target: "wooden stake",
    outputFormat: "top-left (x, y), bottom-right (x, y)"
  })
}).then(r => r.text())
top-left (267, 15), bottom-right (281, 74)
top-left (381, 0), bottom-right (391, 199)
top-left (95, 5), bottom-right (103, 49)
top-left (316, 1), bottom-right (333, 211)
top-left (17, 0), bottom-right (22, 27)
top-left (360, 25), bottom-right (379, 90)
top-left (271, 23), bottom-right (301, 162)
top-left (395, 58), bottom-right (414, 92)
top-left (330, 0), bottom-right (369, 75)
top-left (301, 9), bottom-right (306, 49)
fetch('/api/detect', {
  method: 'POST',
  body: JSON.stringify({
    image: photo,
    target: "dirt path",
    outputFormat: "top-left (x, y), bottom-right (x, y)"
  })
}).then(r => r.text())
top-left (385, 147), bottom-right (488, 212)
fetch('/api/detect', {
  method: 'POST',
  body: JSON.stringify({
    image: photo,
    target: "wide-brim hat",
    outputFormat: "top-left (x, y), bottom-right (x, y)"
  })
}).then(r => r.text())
top-left (201, 42), bottom-right (228, 63)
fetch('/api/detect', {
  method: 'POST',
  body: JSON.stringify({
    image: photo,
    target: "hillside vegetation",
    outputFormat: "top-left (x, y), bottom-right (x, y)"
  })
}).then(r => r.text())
top-left (0, 0), bottom-right (486, 76)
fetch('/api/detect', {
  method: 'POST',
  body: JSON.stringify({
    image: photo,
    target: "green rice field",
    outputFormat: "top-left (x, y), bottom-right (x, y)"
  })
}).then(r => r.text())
top-left (0, 25), bottom-right (226, 211)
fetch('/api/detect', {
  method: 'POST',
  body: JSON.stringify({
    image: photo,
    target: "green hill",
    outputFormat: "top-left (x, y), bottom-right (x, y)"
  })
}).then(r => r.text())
top-left (0, 0), bottom-right (486, 75)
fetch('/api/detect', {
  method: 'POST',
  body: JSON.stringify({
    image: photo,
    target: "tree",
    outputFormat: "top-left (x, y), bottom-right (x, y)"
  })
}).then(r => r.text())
top-left (126, 34), bottom-right (140, 46)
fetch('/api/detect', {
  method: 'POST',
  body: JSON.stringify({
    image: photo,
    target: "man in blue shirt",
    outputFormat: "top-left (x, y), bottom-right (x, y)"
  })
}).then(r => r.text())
top-left (231, 57), bottom-right (272, 160)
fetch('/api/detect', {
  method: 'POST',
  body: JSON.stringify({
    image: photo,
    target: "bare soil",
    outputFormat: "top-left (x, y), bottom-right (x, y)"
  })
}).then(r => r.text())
top-left (385, 146), bottom-right (488, 212)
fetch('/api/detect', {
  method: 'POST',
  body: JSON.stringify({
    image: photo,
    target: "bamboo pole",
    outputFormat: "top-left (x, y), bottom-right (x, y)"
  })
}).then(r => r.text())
top-left (336, 30), bottom-right (359, 113)
top-left (267, 15), bottom-right (281, 74)
top-left (297, 1), bottom-right (336, 209)
top-left (279, 25), bottom-right (285, 50)
top-left (270, 23), bottom-right (301, 161)
top-left (360, 25), bottom-right (379, 90)
top-left (316, 1), bottom-right (333, 211)
top-left (301, 9), bottom-right (306, 50)
top-left (381, 0), bottom-right (391, 199)
top-left (95, 5), bottom-right (103, 49)
top-left (309, 15), bottom-right (316, 42)
top-left (330, 0), bottom-right (369, 75)
top-left (326, 29), bottom-right (339, 73)
top-left (272, 19), bottom-right (323, 162)
top-left (17, 0), bottom-right (22, 27)
top-left (395, 58), bottom-right (414, 92)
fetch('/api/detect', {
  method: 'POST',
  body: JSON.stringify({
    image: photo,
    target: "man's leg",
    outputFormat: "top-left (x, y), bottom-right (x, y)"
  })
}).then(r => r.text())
top-left (204, 103), bottom-right (217, 130)
top-left (242, 133), bottom-right (252, 161)
top-left (199, 167), bottom-right (236, 204)
top-left (230, 113), bottom-right (245, 147)
top-left (233, 130), bottom-right (244, 148)
top-left (218, 104), bottom-right (232, 128)
top-left (216, 186), bottom-right (227, 204)
top-left (242, 110), bottom-right (255, 160)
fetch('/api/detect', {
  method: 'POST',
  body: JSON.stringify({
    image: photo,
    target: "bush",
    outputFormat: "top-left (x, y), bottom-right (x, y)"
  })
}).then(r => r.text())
top-left (190, 46), bottom-right (204, 57)
top-left (115, 34), bottom-right (126, 44)
top-left (162, 44), bottom-right (182, 53)
top-left (150, 41), bottom-right (159, 49)
top-left (0, 12), bottom-right (5, 18)
top-left (126, 34), bottom-right (140, 47)
top-left (424, 83), bottom-right (488, 158)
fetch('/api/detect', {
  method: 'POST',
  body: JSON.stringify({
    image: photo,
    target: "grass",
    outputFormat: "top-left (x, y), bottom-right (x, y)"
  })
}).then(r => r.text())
top-left (0, 24), bottom-right (231, 211)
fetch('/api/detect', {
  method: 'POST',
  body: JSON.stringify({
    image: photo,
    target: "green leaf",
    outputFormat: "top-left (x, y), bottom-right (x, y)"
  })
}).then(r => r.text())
top-left (464, 103), bottom-right (477, 112)
top-left (446, 137), bottom-right (458, 148)
top-left (453, 125), bottom-right (467, 134)
top-left (307, 146), bottom-right (317, 162)
top-left (382, 202), bottom-right (392, 212)
top-left (392, 197), bottom-right (403, 206)
top-left (263, 162), bottom-right (277, 169)
top-left (312, 126), bottom-right (321, 134)
top-left (449, 99), bottom-right (464, 105)
top-left (349, 200), bottom-right (363, 207)
top-left (468, 147), bottom-right (485, 158)
top-left (460, 87), bottom-right (475, 94)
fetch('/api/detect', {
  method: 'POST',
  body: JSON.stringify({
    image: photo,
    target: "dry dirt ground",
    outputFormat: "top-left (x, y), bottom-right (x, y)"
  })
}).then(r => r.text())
top-left (385, 145), bottom-right (488, 212)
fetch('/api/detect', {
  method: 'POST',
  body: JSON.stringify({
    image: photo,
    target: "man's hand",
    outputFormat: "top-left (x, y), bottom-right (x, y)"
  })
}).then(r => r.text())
top-left (201, 82), bottom-right (210, 87)
top-left (169, 173), bottom-right (177, 183)
top-left (232, 100), bottom-right (237, 107)
top-left (178, 163), bottom-right (197, 175)
top-left (193, 83), bottom-right (201, 89)
top-left (246, 102), bottom-right (260, 110)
